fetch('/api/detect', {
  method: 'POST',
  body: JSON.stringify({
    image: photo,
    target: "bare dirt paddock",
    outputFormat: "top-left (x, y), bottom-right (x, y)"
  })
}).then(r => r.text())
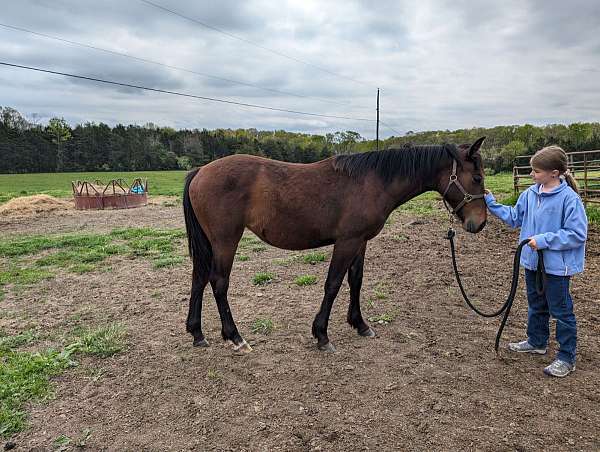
top-left (2, 201), bottom-right (599, 451)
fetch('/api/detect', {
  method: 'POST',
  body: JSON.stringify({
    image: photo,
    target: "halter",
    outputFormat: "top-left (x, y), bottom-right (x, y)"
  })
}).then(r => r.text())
top-left (441, 159), bottom-right (485, 218)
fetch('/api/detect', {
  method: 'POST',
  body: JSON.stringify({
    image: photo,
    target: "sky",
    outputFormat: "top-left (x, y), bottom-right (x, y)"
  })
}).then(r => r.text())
top-left (1, 0), bottom-right (599, 138)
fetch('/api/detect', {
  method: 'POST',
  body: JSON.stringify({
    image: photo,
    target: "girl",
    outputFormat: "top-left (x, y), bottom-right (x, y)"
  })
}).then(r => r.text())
top-left (485, 145), bottom-right (588, 377)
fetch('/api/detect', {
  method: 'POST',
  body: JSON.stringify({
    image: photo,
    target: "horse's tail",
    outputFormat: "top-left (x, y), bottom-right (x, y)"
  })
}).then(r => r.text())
top-left (183, 168), bottom-right (212, 277)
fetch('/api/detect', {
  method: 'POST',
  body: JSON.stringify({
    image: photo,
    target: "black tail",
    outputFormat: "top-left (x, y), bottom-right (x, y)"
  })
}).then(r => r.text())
top-left (183, 168), bottom-right (212, 277)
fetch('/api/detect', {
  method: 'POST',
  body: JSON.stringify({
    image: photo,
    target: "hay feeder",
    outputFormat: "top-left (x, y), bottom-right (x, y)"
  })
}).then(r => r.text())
top-left (72, 178), bottom-right (148, 210)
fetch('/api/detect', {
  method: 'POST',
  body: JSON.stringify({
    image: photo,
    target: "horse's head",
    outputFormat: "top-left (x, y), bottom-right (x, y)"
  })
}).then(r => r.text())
top-left (439, 137), bottom-right (487, 233)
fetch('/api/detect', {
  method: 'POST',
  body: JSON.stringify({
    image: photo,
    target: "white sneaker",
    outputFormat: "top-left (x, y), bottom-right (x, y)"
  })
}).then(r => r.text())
top-left (543, 359), bottom-right (575, 378)
top-left (507, 340), bottom-right (547, 354)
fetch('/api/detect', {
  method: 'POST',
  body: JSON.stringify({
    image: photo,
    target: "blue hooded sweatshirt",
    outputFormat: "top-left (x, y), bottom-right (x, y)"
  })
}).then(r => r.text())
top-left (485, 180), bottom-right (587, 276)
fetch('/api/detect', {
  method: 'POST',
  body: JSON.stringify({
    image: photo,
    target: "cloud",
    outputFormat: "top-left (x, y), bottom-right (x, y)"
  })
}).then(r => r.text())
top-left (1, 0), bottom-right (599, 139)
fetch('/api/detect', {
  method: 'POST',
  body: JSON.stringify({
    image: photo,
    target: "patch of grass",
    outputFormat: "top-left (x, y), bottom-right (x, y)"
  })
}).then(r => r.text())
top-left (0, 347), bottom-right (75, 438)
top-left (53, 434), bottom-right (71, 449)
top-left (272, 256), bottom-right (295, 266)
top-left (207, 369), bottom-right (222, 381)
top-left (250, 318), bottom-right (274, 335)
top-left (391, 233), bottom-right (408, 242)
top-left (587, 206), bottom-right (600, 226)
top-left (0, 228), bottom-right (186, 300)
top-left (153, 256), bottom-right (184, 269)
top-left (373, 283), bottom-right (388, 300)
top-left (301, 252), bottom-right (327, 264)
top-left (0, 267), bottom-right (54, 290)
top-left (0, 330), bottom-right (37, 351)
top-left (69, 263), bottom-right (96, 274)
top-left (70, 323), bottom-right (126, 358)
top-left (294, 275), bottom-right (318, 286)
top-left (237, 255), bottom-right (250, 262)
top-left (368, 313), bottom-right (395, 324)
top-left (252, 272), bottom-right (275, 286)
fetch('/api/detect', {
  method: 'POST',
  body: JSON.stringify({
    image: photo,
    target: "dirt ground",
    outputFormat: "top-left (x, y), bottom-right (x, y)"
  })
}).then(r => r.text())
top-left (2, 199), bottom-right (599, 451)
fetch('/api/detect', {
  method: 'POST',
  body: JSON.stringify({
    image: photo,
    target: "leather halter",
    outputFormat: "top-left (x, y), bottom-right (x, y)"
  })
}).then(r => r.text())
top-left (442, 159), bottom-right (485, 217)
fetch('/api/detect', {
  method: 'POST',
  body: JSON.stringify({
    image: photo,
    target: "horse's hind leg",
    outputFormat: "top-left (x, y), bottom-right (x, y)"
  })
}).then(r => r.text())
top-left (347, 243), bottom-right (376, 338)
top-left (209, 237), bottom-right (251, 354)
top-left (312, 239), bottom-right (365, 352)
top-left (186, 265), bottom-right (210, 347)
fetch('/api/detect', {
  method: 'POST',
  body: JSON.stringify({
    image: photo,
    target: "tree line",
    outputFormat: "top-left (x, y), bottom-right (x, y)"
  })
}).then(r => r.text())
top-left (2, 106), bottom-right (600, 174)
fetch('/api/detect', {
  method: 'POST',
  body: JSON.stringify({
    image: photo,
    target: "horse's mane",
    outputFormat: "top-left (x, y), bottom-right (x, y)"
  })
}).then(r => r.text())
top-left (332, 143), bottom-right (461, 185)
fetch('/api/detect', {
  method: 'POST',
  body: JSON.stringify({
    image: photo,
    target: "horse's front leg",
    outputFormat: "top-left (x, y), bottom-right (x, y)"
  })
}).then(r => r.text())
top-left (312, 238), bottom-right (366, 352)
top-left (347, 242), bottom-right (376, 338)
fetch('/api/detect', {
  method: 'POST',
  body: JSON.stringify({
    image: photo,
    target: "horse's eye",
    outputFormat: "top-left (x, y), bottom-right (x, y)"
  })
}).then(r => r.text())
top-left (473, 175), bottom-right (483, 184)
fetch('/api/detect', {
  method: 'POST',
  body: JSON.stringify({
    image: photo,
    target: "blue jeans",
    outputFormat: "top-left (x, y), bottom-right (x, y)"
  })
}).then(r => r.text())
top-left (525, 269), bottom-right (577, 364)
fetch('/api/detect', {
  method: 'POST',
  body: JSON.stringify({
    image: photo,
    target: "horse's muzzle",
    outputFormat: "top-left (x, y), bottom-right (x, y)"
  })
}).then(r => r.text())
top-left (465, 219), bottom-right (486, 234)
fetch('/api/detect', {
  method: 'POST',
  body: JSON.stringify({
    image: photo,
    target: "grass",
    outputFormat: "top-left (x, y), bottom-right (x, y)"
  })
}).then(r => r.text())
top-left (367, 313), bottom-right (395, 324)
top-left (0, 228), bottom-right (186, 301)
top-left (69, 323), bottom-right (126, 358)
top-left (0, 323), bottom-right (126, 438)
top-left (252, 272), bottom-right (275, 286)
top-left (250, 318), bottom-right (274, 335)
top-left (373, 283), bottom-right (388, 300)
top-left (301, 252), bottom-right (327, 264)
top-left (294, 275), bottom-right (318, 286)
top-left (0, 170), bottom-right (187, 203)
top-left (207, 369), bottom-right (222, 381)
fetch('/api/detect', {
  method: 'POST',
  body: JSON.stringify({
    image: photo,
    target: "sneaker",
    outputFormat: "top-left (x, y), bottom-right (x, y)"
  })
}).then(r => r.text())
top-left (543, 359), bottom-right (575, 378)
top-left (507, 340), bottom-right (547, 354)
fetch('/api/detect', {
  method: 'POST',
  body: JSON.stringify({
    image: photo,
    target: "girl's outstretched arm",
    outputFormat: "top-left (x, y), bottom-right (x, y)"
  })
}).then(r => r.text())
top-left (484, 190), bottom-right (528, 229)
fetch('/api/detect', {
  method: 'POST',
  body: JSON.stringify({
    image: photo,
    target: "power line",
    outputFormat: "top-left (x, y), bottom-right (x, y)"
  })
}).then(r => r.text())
top-left (379, 120), bottom-right (402, 136)
top-left (139, 0), bottom-right (379, 90)
top-left (0, 22), bottom-right (350, 107)
top-left (0, 61), bottom-right (379, 123)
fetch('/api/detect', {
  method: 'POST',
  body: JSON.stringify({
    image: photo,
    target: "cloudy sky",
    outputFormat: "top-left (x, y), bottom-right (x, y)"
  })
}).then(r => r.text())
top-left (1, 0), bottom-right (599, 138)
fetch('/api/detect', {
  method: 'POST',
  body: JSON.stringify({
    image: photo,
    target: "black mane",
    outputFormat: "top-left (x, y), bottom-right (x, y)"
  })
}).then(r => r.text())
top-left (332, 143), bottom-right (461, 185)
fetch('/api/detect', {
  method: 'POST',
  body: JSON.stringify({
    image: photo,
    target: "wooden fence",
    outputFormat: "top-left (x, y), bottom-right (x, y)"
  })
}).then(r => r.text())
top-left (513, 150), bottom-right (600, 206)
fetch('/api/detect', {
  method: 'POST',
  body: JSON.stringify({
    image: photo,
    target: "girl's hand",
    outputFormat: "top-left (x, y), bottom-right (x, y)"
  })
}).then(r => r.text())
top-left (528, 237), bottom-right (538, 250)
top-left (484, 189), bottom-right (491, 195)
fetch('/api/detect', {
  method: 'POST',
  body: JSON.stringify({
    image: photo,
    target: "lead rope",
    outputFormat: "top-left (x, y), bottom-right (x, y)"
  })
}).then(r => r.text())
top-left (446, 227), bottom-right (545, 353)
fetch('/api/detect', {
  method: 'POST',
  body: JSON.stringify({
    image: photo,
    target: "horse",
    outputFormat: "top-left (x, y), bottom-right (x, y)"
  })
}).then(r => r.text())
top-left (182, 137), bottom-right (487, 353)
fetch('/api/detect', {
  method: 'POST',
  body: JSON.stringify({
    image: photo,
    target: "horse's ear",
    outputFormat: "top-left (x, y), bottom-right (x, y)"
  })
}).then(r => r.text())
top-left (468, 136), bottom-right (486, 158)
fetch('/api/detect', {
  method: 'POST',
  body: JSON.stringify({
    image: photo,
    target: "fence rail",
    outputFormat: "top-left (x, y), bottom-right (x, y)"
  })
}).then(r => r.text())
top-left (513, 149), bottom-right (600, 206)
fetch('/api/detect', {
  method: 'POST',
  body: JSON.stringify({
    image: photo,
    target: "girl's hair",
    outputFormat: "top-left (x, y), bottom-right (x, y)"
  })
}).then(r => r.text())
top-left (530, 145), bottom-right (579, 193)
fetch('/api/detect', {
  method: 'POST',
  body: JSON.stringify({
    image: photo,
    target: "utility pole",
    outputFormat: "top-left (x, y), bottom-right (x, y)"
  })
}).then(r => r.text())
top-left (376, 88), bottom-right (380, 151)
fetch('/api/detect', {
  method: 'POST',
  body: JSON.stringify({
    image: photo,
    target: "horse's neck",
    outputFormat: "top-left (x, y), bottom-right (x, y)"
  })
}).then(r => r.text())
top-left (385, 168), bottom-right (445, 213)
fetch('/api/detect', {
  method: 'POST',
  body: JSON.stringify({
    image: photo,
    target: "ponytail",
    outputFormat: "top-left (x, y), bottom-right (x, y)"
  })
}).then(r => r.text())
top-left (563, 169), bottom-right (580, 194)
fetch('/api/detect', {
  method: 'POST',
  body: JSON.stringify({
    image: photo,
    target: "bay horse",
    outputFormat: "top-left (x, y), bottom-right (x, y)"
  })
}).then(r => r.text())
top-left (183, 137), bottom-right (487, 353)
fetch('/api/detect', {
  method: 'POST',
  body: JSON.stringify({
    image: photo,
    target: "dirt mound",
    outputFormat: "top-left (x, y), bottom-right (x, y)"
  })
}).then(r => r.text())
top-left (0, 194), bottom-right (73, 217)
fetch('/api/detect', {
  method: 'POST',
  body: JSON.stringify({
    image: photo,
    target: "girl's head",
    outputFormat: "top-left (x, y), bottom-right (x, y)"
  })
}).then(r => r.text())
top-left (530, 145), bottom-right (579, 193)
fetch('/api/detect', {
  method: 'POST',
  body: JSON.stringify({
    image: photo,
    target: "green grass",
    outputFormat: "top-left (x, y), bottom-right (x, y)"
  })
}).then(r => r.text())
top-left (0, 228), bottom-right (186, 300)
top-left (0, 170), bottom-right (187, 203)
top-left (252, 272), bottom-right (275, 286)
top-left (0, 348), bottom-right (74, 438)
top-left (367, 313), bottom-right (395, 324)
top-left (70, 323), bottom-right (126, 358)
top-left (0, 323), bottom-right (126, 438)
top-left (587, 206), bottom-right (600, 225)
top-left (250, 318), bottom-right (274, 335)
top-left (301, 252), bottom-right (327, 264)
top-left (294, 275), bottom-right (318, 286)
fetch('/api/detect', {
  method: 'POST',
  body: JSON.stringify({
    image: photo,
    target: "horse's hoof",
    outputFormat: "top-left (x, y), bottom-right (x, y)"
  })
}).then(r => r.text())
top-left (193, 338), bottom-right (210, 347)
top-left (318, 342), bottom-right (336, 353)
top-left (358, 327), bottom-right (376, 338)
top-left (232, 339), bottom-right (252, 354)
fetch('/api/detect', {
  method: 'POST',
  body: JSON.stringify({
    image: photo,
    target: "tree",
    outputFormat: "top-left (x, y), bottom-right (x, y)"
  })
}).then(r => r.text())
top-left (47, 117), bottom-right (71, 172)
